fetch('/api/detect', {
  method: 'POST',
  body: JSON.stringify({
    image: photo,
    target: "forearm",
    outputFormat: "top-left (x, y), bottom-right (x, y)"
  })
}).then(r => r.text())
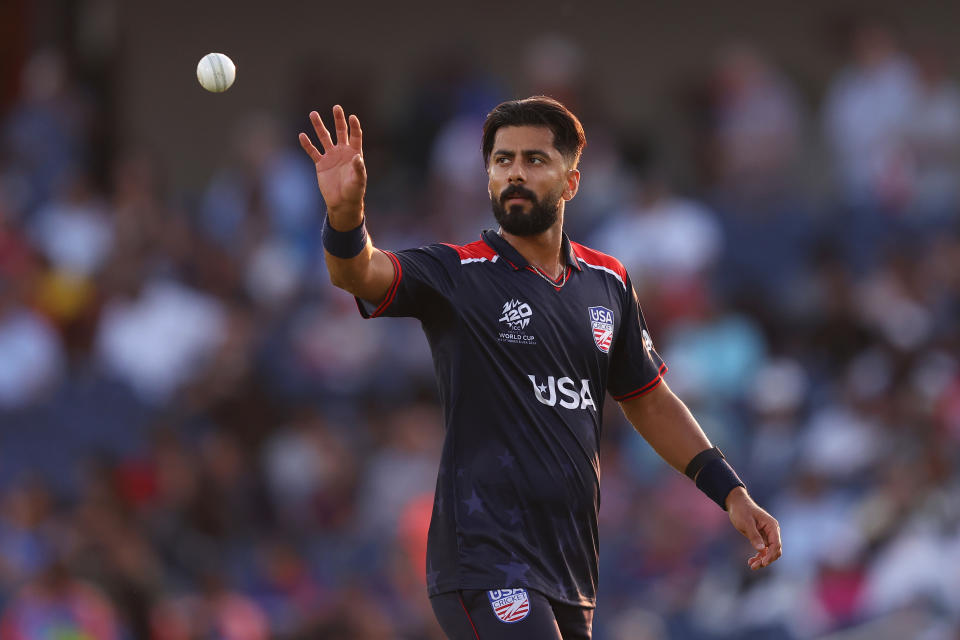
top-left (324, 241), bottom-right (394, 301)
top-left (300, 105), bottom-right (394, 302)
top-left (619, 381), bottom-right (712, 474)
top-left (621, 381), bottom-right (750, 511)
top-left (626, 384), bottom-right (781, 566)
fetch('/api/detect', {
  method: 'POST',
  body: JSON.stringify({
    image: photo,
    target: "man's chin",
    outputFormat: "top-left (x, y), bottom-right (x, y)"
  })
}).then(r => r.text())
top-left (497, 217), bottom-right (555, 236)
top-left (492, 199), bottom-right (558, 236)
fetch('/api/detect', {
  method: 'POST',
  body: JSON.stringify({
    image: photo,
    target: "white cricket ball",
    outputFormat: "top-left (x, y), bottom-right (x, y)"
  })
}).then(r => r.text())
top-left (196, 53), bottom-right (236, 93)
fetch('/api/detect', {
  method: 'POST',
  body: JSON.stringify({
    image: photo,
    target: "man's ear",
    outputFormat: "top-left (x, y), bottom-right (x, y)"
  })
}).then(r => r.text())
top-left (563, 169), bottom-right (581, 201)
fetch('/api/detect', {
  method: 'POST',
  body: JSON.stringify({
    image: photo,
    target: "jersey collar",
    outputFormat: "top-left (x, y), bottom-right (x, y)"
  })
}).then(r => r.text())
top-left (481, 229), bottom-right (582, 272)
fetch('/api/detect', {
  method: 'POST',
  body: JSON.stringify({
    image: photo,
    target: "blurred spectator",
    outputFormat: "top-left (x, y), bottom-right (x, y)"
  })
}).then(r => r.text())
top-left (772, 470), bottom-right (864, 585)
top-left (0, 561), bottom-right (120, 640)
top-left (708, 43), bottom-right (804, 198)
top-left (744, 358), bottom-right (808, 500)
top-left (262, 409), bottom-right (358, 532)
top-left (605, 606), bottom-right (668, 640)
top-left (28, 171), bottom-right (113, 279)
top-left (1, 48), bottom-right (93, 217)
top-left (903, 46), bottom-right (960, 231)
top-left (589, 171), bottom-right (722, 295)
top-left (0, 191), bottom-right (36, 283)
top-left (855, 249), bottom-right (936, 352)
top-left (200, 112), bottom-right (320, 286)
top-left (823, 20), bottom-right (918, 209)
top-left (659, 293), bottom-right (767, 403)
top-left (354, 403), bottom-right (442, 536)
top-left (151, 573), bottom-right (269, 640)
top-left (0, 482), bottom-right (57, 593)
top-left (522, 34), bottom-right (586, 110)
top-left (0, 286), bottom-right (64, 409)
top-left (823, 20), bottom-right (919, 271)
top-left (425, 69), bottom-right (503, 242)
top-left (248, 540), bottom-right (327, 636)
top-left (94, 277), bottom-right (227, 404)
top-left (286, 292), bottom-right (387, 395)
top-left (69, 465), bottom-right (162, 638)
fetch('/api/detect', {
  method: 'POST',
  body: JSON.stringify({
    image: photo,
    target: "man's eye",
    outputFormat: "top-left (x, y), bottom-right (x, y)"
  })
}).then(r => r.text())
top-left (530, 157), bottom-right (544, 164)
top-left (496, 157), bottom-right (510, 165)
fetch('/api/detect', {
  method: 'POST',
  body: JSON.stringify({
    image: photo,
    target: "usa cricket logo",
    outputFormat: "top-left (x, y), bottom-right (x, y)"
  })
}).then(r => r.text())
top-left (488, 588), bottom-right (530, 623)
top-left (588, 306), bottom-right (614, 353)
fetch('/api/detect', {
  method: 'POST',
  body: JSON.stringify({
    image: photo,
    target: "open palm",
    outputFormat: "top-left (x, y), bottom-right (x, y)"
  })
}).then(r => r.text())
top-left (299, 105), bottom-right (365, 222)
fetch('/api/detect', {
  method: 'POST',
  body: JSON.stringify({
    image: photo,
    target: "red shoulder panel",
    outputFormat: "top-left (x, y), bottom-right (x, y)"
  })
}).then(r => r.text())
top-left (570, 241), bottom-right (627, 284)
top-left (441, 241), bottom-right (498, 262)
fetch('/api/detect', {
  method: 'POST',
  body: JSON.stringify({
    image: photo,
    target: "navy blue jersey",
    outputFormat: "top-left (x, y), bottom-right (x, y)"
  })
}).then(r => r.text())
top-left (357, 230), bottom-right (666, 607)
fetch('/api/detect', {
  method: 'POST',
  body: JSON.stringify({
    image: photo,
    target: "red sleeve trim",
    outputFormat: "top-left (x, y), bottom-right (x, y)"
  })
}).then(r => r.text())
top-left (612, 363), bottom-right (668, 401)
top-left (366, 250), bottom-right (402, 318)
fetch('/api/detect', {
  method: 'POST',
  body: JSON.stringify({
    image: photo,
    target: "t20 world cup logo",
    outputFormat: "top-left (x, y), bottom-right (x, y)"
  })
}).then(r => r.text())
top-left (499, 299), bottom-right (533, 331)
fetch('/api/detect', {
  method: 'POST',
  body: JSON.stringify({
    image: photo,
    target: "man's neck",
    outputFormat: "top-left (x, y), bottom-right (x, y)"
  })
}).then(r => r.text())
top-left (498, 216), bottom-right (566, 279)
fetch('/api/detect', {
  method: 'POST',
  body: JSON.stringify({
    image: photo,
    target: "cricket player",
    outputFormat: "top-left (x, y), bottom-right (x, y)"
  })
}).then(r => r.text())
top-left (299, 96), bottom-right (781, 639)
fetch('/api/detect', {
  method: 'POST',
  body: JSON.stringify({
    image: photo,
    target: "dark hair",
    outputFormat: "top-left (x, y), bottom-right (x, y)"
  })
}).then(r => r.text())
top-left (481, 96), bottom-right (586, 169)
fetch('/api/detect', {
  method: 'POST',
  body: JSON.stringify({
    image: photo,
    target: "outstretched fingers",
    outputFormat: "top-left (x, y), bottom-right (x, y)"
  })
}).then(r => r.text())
top-left (310, 110), bottom-right (335, 152)
top-left (349, 114), bottom-right (363, 153)
top-left (298, 132), bottom-right (322, 163)
top-left (333, 105), bottom-right (349, 147)
top-left (302, 107), bottom-right (361, 156)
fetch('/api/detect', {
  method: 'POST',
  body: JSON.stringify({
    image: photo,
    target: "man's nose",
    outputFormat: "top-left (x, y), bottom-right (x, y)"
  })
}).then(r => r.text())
top-left (508, 163), bottom-right (526, 183)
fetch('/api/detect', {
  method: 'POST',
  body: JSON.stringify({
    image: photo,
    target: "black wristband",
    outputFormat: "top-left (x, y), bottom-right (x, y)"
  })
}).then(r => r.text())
top-left (695, 457), bottom-right (745, 510)
top-left (322, 216), bottom-right (368, 259)
top-left (685, 447), bottom-right (746, 510)
top-left (684, 446), bottom-right (725, 480)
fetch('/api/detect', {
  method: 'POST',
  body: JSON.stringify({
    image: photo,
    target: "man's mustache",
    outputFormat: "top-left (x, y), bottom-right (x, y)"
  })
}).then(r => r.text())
top-left (500, 185), bottom-right (537, 204)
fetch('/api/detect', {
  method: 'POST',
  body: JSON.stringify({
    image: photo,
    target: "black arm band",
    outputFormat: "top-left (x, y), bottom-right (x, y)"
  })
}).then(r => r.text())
top-left (684, 446), bottom-right (725, 480)
top-left (685, 447), bottom-right (746, 510)
top-left (322, 216), bottom-right (368, 259)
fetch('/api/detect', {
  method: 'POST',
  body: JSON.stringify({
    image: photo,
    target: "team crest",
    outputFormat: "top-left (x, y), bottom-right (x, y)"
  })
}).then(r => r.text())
top-left (588, 306), bottom-right (614, 353)
top-left (488, 588), bottom-right (530, 623)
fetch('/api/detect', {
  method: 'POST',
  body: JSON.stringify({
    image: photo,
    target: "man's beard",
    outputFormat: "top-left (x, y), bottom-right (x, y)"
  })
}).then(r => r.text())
top-left (491, 184), bottom-right (563, 236)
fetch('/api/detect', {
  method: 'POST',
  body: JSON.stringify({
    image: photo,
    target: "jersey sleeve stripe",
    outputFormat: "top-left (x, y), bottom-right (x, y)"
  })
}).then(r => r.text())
top-left (460, 256), bottom-right (498, 265)
top-left (366, 250), bottom-right (403, 318)
top-left (611, 363), bottom-right (668, 401)
top-left (442, 241), bottom-right (498, 262)
top-left (577, 258), bottom-right (626, 290)
top-left (570, 242), bottom-right (628, 289)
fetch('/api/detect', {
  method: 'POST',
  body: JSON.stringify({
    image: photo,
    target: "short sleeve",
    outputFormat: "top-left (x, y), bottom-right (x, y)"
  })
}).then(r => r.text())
top-left (607, 275), bottom-right (667, 401)
top-left (356, 243), bottom-right (460, 320)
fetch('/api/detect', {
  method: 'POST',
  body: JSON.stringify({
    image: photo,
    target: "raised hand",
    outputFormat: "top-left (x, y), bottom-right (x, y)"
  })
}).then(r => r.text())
top-left (299, 105), bottom-right (366, 227)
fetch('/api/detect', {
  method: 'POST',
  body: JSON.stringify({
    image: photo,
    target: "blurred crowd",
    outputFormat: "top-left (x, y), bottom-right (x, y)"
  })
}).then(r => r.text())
top-left (1, 18), bottom-right (959, 640)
